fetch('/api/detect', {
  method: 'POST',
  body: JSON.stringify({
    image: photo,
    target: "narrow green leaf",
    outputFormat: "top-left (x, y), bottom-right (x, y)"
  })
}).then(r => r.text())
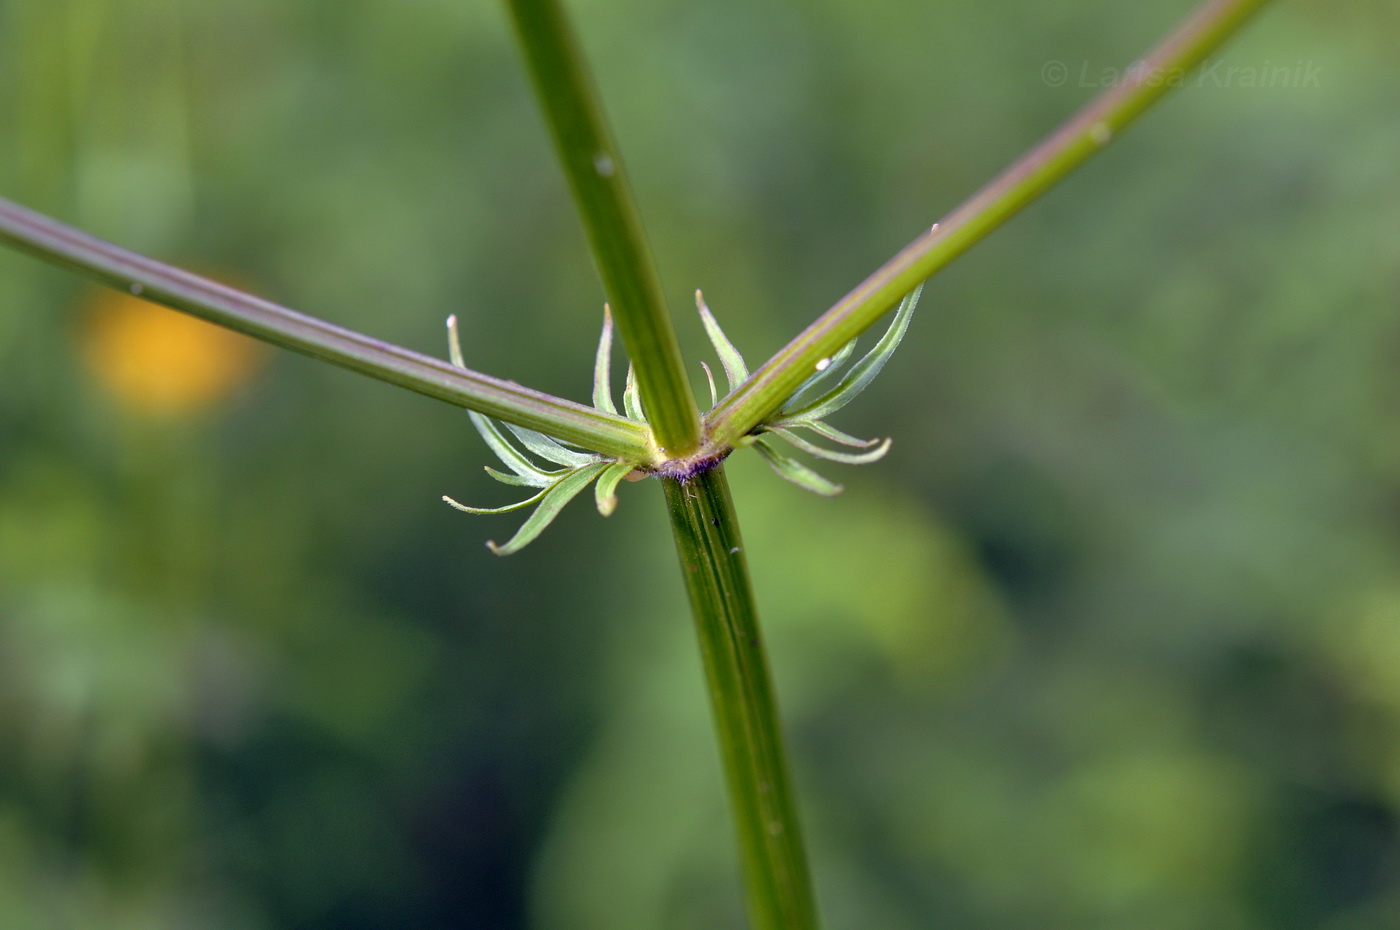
top-left (594, 460), bottom-right (639, 517)
top-left (696, 290), bottom-right (749, 391)
top-left (485, 466), bottom-right (557, 488)
top-left (768, 427), bottom-right (892, 465)
top-left (488, 462), bottom-right (610, 555)
top-left (784, 285), bottom-right (922, 423)
top-left (447, 314), bottom-right (467, 369)
top-left (443, 487), bottom-right (548, 514)
top-left (753, 437), bottom-right (843, 497)
top-left (623, 363), bottom-right (645, 421)
top-left (780, 337), bottom-right (856, 415)
top-left (701, 361), bottom-right (718, 409)
top-left (593, 304), bottom-right (617, 414)
top-left (505, 423), bottom-right (600, 468)
top-left (470, 412), bottom-right (558, 482)
top-left (777, 419), bottom-right (879, 449)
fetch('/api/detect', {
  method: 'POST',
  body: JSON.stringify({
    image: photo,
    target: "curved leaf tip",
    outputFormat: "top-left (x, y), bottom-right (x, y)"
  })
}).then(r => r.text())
top-left (443, 309), bottom-right (649, 554)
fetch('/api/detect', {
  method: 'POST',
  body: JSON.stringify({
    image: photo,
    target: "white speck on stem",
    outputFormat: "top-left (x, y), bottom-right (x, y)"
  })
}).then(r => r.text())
top-left (593, 152), bottom-right (615, 177)
top-left (815, 357), bottom-right (832, 371)
top-left (129, 282), bottom-right (144, 296)
top-left (1089, 122), bottom-right (1113, 146)
top-left (929, 222), bottom-right (940, 234)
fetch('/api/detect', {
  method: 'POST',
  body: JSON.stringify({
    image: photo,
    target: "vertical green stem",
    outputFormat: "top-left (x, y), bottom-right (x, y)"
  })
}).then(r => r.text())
top-left (503, 0), bottom-right (701, 456)
top-left (663, 465), bottom-right (819, 930)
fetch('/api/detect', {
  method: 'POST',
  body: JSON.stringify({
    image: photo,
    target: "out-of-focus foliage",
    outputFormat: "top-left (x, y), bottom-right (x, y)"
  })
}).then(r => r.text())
top-left (1, 0), bottom-right (1398, 928)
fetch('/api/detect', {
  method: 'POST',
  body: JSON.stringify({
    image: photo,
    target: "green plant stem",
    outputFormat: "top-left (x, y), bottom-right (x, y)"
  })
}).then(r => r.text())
top-left (705, 0), bottom-right (1273, 451)
top-left (0, 196), bottom-right (652, 461)
top-left (663, 464), bottom-right (819, 930)
top-left (503, 0), bottom-right (701, 456)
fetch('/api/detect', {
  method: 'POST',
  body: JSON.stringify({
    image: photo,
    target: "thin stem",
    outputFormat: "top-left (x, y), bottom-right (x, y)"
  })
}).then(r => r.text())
top-left (0, 196), bottom-right (653, 461)
top-left (705, 0), bottom-right (1274, 451)
top-left (503, 0), bottom-right (701, 456)
top-left (663, 465), bottom-right (819, 930)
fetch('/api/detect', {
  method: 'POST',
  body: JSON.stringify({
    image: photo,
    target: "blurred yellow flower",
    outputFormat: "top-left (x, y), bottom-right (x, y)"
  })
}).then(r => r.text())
top-left (81, 286), bottom-right (266, 417)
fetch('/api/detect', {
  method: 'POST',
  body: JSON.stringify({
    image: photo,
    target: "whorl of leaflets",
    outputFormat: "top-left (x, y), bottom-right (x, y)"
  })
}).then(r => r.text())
top-left (442, 313), bottom-right (640, 555)
top-left (442, 286), bottom-right (922, 553)
top-left (696, 286), bottom-right (923, 497)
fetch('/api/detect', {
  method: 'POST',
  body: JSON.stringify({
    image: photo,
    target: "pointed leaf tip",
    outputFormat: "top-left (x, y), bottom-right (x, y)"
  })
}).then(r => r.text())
top-left (696, 290), bottom-right (749, 391)
top-left (446, 315), bottom-right (466, 369)
top-left (700, 361), bottom-right (718, 408)
top-left (777, 419), bottom-right (881, 448)
top-left (484, 465), bottom-right (552, 488)
top-left (769, 428), bottom-right (892, 465)
top-left (593, 304), bottom-right (617, 414)
top-left (442, 488), bottom-right (548, 514)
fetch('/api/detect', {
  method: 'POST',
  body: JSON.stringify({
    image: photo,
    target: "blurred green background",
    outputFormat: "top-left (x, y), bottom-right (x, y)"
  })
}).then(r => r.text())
top-left (2, 0), bottom-right (1398, 927)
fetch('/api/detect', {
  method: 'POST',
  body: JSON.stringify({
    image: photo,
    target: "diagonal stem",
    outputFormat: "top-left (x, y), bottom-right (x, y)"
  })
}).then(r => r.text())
top-left (705, 0), bottom-right (1274, 451)
top-left (503, 0), bottom-right (701, 456)
top-left (0, 196), bottom-right (653, 461)
top-left (663, 464), bottom-right (819, 930)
